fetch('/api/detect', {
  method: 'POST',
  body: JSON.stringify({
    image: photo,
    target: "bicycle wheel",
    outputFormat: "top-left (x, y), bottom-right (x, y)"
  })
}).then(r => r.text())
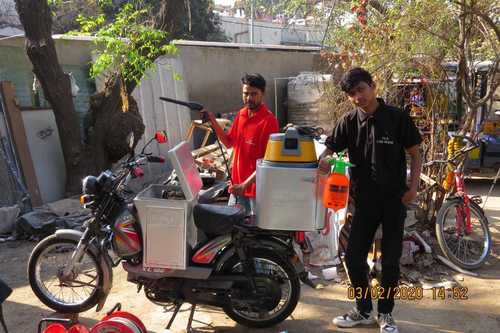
top-left (435, 197), bottom-right (491, 269)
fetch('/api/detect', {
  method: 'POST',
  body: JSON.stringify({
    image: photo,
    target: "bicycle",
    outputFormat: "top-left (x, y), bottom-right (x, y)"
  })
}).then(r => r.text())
top-left (418, 134), bottom-right (492, 270)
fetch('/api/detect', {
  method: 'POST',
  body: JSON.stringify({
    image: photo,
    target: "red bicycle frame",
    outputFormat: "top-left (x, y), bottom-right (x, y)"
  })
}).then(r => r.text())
top-left (454, 171), bottom-right (472, 235)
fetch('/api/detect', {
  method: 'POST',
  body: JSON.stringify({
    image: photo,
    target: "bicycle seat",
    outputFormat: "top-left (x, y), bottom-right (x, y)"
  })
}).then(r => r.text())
top-left (193, 204), bottom-right (246, 236)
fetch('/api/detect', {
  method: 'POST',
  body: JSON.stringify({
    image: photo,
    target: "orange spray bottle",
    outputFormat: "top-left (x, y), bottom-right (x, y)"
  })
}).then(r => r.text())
top-left (323, 155), bottom-right (353, 211)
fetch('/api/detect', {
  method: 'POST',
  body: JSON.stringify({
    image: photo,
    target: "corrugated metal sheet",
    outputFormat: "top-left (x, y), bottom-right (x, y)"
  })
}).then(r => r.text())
top-left (132, 55), bottom-right (191, 180)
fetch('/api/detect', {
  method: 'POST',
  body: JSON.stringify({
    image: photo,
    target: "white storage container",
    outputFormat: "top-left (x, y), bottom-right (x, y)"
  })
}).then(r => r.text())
top-left (255, 160), bottom-right (327, 231)
top-left (134, 141), bottom-right (201, 270)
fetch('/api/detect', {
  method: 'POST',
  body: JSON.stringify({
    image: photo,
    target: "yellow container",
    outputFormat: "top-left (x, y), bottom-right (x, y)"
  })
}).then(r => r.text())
top-left (469, 147), bottom-right (481, 159)
top-left (264, 128), bottom-right (317, 163)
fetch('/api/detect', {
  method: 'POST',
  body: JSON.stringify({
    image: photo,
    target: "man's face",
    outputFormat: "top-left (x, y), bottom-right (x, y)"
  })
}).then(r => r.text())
top-left (346, 81), bottom-right (377, 109)
top-left (242, 84), bottom-right (264, 110)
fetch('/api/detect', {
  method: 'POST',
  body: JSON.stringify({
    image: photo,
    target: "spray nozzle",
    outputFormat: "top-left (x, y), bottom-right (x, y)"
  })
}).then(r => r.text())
top-left (328, 154), bottom-right (353, 174)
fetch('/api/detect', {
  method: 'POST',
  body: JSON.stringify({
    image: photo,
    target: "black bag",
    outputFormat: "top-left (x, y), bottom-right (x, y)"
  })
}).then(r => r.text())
top-left (0, 278), bottom-right (12, 333)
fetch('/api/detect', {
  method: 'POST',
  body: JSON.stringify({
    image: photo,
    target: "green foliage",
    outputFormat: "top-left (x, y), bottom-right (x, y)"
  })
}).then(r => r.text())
top-left (322, 0), bottom-right (498, 97)
top-left (77, 3), bottom-right (177, 85)
top-left (325, 0), bottom-right (454, 85)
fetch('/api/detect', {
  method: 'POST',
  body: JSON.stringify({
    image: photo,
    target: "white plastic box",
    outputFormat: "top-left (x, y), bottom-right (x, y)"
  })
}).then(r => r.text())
top-left (255, 160), bottom-right (327, 231)
top-left (134, 141), bottom-right (202, 271)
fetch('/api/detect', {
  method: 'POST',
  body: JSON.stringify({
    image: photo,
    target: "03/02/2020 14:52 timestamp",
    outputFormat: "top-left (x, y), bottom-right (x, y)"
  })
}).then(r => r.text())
top-left (347, 286), bottom-right (468, 301)
top-left (432, 286), bottom-right (468, 300)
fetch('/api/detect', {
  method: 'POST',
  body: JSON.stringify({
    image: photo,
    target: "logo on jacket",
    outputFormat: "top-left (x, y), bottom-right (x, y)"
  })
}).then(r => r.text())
top-left (376, 136), bottom-right (394, 145)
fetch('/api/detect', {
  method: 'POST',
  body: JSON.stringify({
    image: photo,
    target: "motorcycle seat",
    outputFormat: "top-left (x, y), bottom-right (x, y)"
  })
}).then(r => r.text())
top-left (193, 204), bottom-right (246, 236)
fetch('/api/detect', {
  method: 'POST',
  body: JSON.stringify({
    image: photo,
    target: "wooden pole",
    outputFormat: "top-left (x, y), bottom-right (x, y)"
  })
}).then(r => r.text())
top-left (0, 82), bottom-right (42, 206)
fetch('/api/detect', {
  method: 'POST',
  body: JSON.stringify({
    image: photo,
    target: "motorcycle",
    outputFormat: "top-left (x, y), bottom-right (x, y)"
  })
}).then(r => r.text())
top-left (27, 113), bottom-right (307, 329)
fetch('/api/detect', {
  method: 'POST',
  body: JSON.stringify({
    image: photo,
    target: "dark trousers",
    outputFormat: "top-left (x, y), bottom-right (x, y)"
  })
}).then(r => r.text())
top-left (345, 189), bottom-right (406, 314)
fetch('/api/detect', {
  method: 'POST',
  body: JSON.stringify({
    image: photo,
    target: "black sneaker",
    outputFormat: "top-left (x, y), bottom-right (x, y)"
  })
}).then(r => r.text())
top-left (378, 313), bottom-right (399, 333)
top-left (332, 308), bottom-right (376, 328)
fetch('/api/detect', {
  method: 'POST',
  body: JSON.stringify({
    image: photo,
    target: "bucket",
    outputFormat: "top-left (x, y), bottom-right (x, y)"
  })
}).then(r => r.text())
top-left (90, 311), bottom-right (146, 333)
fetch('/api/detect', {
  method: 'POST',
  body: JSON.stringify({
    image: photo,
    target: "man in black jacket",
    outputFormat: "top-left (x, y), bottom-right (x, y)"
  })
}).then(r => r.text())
top-left (320, 68), bottom-right (422, 333)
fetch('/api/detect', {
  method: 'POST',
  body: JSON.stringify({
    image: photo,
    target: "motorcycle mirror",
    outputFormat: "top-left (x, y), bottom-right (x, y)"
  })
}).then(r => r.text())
top-left (155, 131), bottom-right (168, 144)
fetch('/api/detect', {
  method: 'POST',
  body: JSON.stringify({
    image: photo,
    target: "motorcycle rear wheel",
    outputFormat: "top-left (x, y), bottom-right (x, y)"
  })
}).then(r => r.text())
top-left (219, 248), bottom-right (300, 328)
top-left (28, 235), bottom-right (104, 313)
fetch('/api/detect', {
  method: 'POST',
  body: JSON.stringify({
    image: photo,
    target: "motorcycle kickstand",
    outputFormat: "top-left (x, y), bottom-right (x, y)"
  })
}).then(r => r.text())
top-left (165, 301), bottom-right (183, 330)
top-left (186, 304), bottom-right (197, 332)
top-left (165, 302), bottom-right (197, 332)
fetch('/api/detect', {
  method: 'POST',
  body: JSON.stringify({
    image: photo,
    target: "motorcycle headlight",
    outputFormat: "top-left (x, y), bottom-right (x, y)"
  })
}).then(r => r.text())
top-left (82, 176), bottom-right (99, 195)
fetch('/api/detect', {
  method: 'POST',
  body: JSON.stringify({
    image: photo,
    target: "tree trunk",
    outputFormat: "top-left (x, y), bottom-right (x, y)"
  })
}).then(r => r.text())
top-left (14, 0), bottom-right (191, 198)
top-left (15, 0), bottom-right (83, 194)
top-left (14, 1), bottom-right (145, 196)
top-left (155, 0), bottom-right (188, 36)
top-left (85, 75), bottom-right (144, 176)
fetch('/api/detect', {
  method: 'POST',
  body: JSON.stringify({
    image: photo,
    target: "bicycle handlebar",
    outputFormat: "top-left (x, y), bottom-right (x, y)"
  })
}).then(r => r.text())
top-left (423, 160), bottom-right (448, 167)
top-left (424, 135), bottom-right (480, 168)
top-left (452, 134), bottom-right (479, 148)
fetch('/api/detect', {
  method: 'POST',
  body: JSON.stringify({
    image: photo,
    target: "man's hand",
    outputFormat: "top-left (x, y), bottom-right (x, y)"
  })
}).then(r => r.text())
top-left (200, 109), bottom-right (216, 124)
top-left (319, 157), bottom-right (331, 173)
top-left (402, 188), bottom-right (418, 206)
top-left (229, 183), bottom-right (246, 196)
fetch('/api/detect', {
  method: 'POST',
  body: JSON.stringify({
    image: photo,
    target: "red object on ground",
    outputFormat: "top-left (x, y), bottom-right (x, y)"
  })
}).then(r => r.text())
top-left (42, 324), bottom-right (67, 333)
top-left (90, 311), bottom-right (147, 333)
top-left (90, 320), bottom-right (135, 333)
top-left (100, 311), bottom-right (147, 333)
top-left (67, 324), bottom-right (90, 333)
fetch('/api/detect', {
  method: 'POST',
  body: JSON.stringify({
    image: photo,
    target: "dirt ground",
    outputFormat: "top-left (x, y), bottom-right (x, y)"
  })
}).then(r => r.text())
top-left (1, 180), bottom-right (500, 333)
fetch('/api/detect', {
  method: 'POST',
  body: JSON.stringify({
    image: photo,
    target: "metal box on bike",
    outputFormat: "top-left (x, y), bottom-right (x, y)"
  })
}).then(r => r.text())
top-left (256, 127), bottom-right (327, 231)
top-left (134, 142), bottom-right (201, 271)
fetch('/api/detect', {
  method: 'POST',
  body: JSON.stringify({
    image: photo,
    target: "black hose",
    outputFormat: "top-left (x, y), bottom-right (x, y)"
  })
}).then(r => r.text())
top-left (213, 133), bottom-right (232, 183)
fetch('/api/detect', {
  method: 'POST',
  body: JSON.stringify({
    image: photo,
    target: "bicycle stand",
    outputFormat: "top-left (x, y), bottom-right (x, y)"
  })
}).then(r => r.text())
top-left (165, 302), bottom-right (197, 332)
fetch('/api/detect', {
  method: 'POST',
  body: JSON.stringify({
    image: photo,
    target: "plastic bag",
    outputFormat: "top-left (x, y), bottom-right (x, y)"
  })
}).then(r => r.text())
top-left (306, 208), bottom-right (345, 266)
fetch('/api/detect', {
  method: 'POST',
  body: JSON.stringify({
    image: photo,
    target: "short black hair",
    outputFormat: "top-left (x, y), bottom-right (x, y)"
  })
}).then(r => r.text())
top-left (340, 67), bottom-right (374, 92)
top-left (241, 73), bottom-right (266, 92)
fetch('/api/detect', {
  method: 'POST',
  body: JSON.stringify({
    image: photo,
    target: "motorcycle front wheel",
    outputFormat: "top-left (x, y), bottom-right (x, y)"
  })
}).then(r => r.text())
top-left (27, 235), bottom-right (104, 313)
top-left (219, 248), bottom-right (300, 328)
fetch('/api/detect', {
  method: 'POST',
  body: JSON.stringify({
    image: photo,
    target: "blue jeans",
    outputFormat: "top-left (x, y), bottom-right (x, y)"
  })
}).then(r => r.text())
top-left (228, 194), bottom-right (255, 216)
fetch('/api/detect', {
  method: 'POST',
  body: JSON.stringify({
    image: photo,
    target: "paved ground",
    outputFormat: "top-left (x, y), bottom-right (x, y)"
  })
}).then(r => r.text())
top-left (1, 180), bottom-right (499, 333)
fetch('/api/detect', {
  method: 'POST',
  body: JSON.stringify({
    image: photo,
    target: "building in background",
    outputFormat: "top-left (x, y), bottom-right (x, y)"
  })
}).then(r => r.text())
top-left (0, 0), bottom-right (22, 37)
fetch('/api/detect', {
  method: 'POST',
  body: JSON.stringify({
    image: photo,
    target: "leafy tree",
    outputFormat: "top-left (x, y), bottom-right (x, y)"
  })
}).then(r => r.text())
top-left (14, 0), bottom-right (183, 195)
top-left (50, 0), bottom-right (226, 41)
top-left (322, 0), bottom-right (498, 138)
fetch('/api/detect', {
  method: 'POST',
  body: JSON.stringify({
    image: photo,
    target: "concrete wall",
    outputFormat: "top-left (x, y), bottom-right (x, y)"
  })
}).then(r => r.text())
top-left (175, 41), bottom-right (322, 120)
top-left (0, 38), bottom-right (322, 189)
top-left (0, 37), bottom-right (96, 135)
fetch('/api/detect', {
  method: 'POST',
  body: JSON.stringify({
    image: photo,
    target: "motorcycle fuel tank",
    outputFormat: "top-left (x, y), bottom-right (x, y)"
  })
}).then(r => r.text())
top-left (112, 207), bottom-right (142, 258)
